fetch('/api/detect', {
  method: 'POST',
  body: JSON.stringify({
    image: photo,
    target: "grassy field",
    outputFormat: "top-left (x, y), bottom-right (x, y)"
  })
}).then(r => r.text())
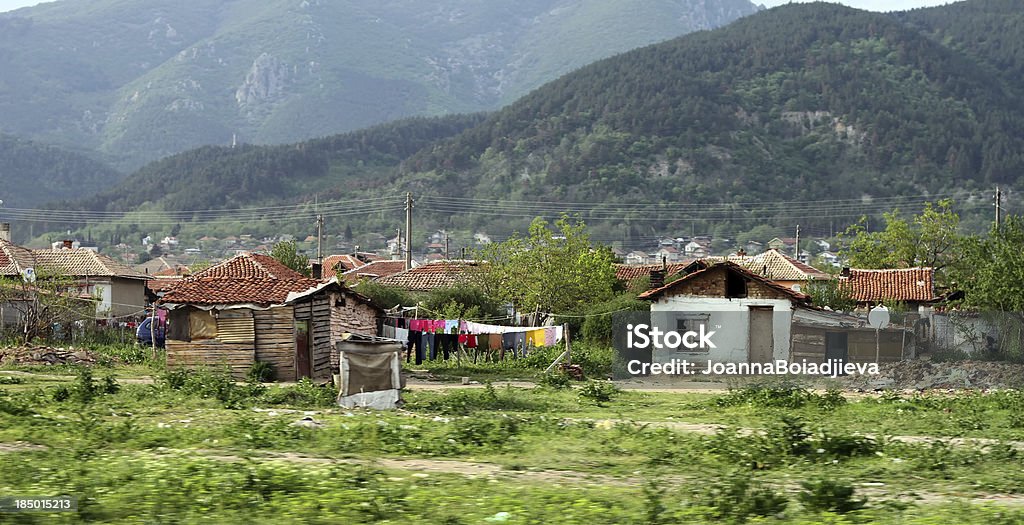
top-left (2, 351), bottom-right (1024, 523)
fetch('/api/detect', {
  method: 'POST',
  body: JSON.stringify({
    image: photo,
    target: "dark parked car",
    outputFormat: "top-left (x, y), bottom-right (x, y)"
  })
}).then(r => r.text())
top-left (136, 317), bottom-right (165, 348)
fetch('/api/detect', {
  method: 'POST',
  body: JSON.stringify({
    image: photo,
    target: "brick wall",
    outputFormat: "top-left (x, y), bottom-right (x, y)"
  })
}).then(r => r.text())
top-left (329, 291), bottom-right (383, 370)
top-left (668, 266), bottom-right (793, 301)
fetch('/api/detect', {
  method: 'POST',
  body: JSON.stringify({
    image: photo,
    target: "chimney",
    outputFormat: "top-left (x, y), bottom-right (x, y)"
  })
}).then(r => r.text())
top-left (841, 267), bottom-right (851, 278)
top-left (311, 262), bottom-right (323, 280)
top-left (62, 239), bottom-right (74, 249)
top-left (0, 223), bottom-right (9, 243)
top-left (649, 269), bottom-right (666, 290)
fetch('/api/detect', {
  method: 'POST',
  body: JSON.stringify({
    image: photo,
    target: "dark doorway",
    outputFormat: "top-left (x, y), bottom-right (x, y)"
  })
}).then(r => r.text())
top-left (295, 320), bottom-right (312, 380)
top-left (825, 332), bottom-right (849, 373)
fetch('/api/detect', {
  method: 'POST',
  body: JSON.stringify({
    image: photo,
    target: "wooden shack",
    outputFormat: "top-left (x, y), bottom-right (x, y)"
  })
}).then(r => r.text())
top-left (791, 307), bottom-right (912, 364)
top-left (159, 254), bottom-right (382, 381)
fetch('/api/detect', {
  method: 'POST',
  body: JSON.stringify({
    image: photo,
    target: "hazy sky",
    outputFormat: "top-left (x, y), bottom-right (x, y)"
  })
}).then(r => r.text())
top-left (0, 0), bottom-right (957, 14)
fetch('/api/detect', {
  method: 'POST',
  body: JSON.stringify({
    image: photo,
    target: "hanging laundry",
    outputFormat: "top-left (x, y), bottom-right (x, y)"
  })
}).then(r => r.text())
top-left (527, 328), bottom-right (546, 347)
top-left (514, 332), bottom-right (527, 356)
top-left (544, 327), bottom-right (557, 346)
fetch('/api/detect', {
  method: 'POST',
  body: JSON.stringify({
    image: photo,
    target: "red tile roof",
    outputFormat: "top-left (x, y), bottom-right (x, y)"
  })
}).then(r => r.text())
top-left (374, 260), bottom-right (484, 292)
top-left (159, 277), bottom-right (321, 306)
top-left (190, 253), bottom-right (306, 280)
top-left (146, 277), bottom-right (184, 293)
top-left (159, 253), bottom-right (318, 306)
top-left (614, 263), bottom-right (693, 288)
top-left (840, 268), bottom-right (935, 303)
top-left (322, 254), bottom-right (378, 279)
top-left (638, 262), bottom-right (810, 303)
top-left (341, 260), bottom-right (409, 284)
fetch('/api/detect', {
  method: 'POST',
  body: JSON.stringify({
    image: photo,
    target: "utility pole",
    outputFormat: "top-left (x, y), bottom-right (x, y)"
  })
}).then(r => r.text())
top-left (405, 192), bottom-right (413, 271)
top-left (794, 224), bottom-right (800, 260)
top-left (995, 186), bottom-right (1003, 231)
top-left (315, 214), bottom-right (324, 267)
top-left (444, 231), bottom-right (449, 260)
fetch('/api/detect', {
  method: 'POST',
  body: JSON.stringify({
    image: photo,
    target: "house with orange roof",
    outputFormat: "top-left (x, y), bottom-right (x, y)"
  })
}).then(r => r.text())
top-left (159, 253), bottom-right (382, 381)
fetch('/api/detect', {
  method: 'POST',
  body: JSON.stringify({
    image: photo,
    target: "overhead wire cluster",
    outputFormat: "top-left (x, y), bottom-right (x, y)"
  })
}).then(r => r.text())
top-left (0, 191), bottom-right (992, 233)
top-left (0, 195), bottom-right (408, 225)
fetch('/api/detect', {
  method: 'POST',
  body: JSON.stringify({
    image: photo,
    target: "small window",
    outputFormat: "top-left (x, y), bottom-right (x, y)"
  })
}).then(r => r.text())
top-left (675, 314), bottom-right (711, 352)
top-left (726, 271), bottom-right (747, 298)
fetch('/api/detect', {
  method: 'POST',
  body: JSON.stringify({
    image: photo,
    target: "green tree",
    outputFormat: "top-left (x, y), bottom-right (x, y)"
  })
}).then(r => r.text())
top-left (840, 200), bottom-right (965, 284)
top-left (953, 216), bottom-right (1024, 311)
top-left (354, 279), bottom-right (415, 310)
top-left (270, 240), bottom-right (311, 277)
top-left (0, 269), bottom-right (93, 344)
top-left (422, 284), bottom-right (504, 320)
top-left (475, 215), bottom-right (617, 321)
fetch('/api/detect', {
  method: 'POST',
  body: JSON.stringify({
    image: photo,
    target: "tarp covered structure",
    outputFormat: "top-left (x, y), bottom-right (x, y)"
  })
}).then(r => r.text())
top-left (336, 334), bottom-right (403, 409)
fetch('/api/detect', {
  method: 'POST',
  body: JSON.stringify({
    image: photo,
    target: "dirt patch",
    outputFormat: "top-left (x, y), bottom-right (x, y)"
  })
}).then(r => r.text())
top-left (0, 345), bottom-right (109, 366)
top-left (0, 442), bottom-right (48, 453)
top-left (840, 359), bottom-right (1024, 390)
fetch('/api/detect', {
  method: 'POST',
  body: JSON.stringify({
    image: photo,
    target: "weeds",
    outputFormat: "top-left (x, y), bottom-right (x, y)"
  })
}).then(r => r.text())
top-left (578, 380), bottom-right (619, 405)
top-left (798, 478), bottom-right (866, 514)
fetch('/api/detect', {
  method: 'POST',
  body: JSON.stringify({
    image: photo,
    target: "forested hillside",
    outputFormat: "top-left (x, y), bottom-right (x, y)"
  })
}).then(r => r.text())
top-left (0, 133), bottom-right (123, 207)
top-left (0, 0), bottom-right (757, 170)
top-left (51, 2), bottom-right (1024, 246)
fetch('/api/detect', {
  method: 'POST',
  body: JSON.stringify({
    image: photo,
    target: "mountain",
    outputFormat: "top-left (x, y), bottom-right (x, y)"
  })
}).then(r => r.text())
top-left (0, 0), bottom-right (759, 170)
top-left (57, 2), bottom-right (1024, 246)
top-left (0, 133), bottom-right (123, 208)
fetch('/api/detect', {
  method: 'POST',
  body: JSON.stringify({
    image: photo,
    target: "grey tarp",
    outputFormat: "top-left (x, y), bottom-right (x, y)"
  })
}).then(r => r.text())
top-left (337, 337), bottom-right (403, 409)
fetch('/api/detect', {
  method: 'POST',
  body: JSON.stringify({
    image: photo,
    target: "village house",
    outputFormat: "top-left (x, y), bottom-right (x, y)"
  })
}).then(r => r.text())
top-left (1, 239), bottom-right (151, 318)
top-left (636, 262), bottom-right (909, 369)
top-left (374, 260), bottom-right (484, 293)
top-left (625, 250), bottom-right (649, 265)
top-left (638, 262), bottom-right (809, 367)
top-left (319, 252), bottom-right (385, 280)
top-left (340, 259), bottom-right (409, 285)
top-left (159, 253), bottom-right (382, 381)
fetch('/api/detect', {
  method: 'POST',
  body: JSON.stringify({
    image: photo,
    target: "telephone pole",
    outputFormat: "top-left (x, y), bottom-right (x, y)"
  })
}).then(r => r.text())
top-left (315, 214), bottom-right (324, 267)
top-left (444, 231), bottom-right (449, 260)
top-left (794, 224), bottom-right (800, 260)
top-left (405, 192), bottom-right (414, 271)
top-left (995, 186), bottom-right (1003, 231)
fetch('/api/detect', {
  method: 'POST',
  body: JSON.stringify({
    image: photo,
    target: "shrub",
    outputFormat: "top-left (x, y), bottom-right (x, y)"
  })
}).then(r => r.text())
top-left (248, 361), bottom-right (276, 383)
top-left (693, 471), bottom-right (788, 521)
top-left (798, 478), bottom-right (866, 514)
top-left (262, 378), bottom-right (336, 408)
top-left (578, 380), bottom-right (619, 405)
top-left (537, 370), bottom-right (572, 390)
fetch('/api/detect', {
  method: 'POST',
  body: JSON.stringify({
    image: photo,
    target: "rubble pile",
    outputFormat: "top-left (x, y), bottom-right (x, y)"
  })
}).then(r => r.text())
top-left (843, 359), bottom-right (1024, 390)
top-left (0, 345), bottom-right (105, 366)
